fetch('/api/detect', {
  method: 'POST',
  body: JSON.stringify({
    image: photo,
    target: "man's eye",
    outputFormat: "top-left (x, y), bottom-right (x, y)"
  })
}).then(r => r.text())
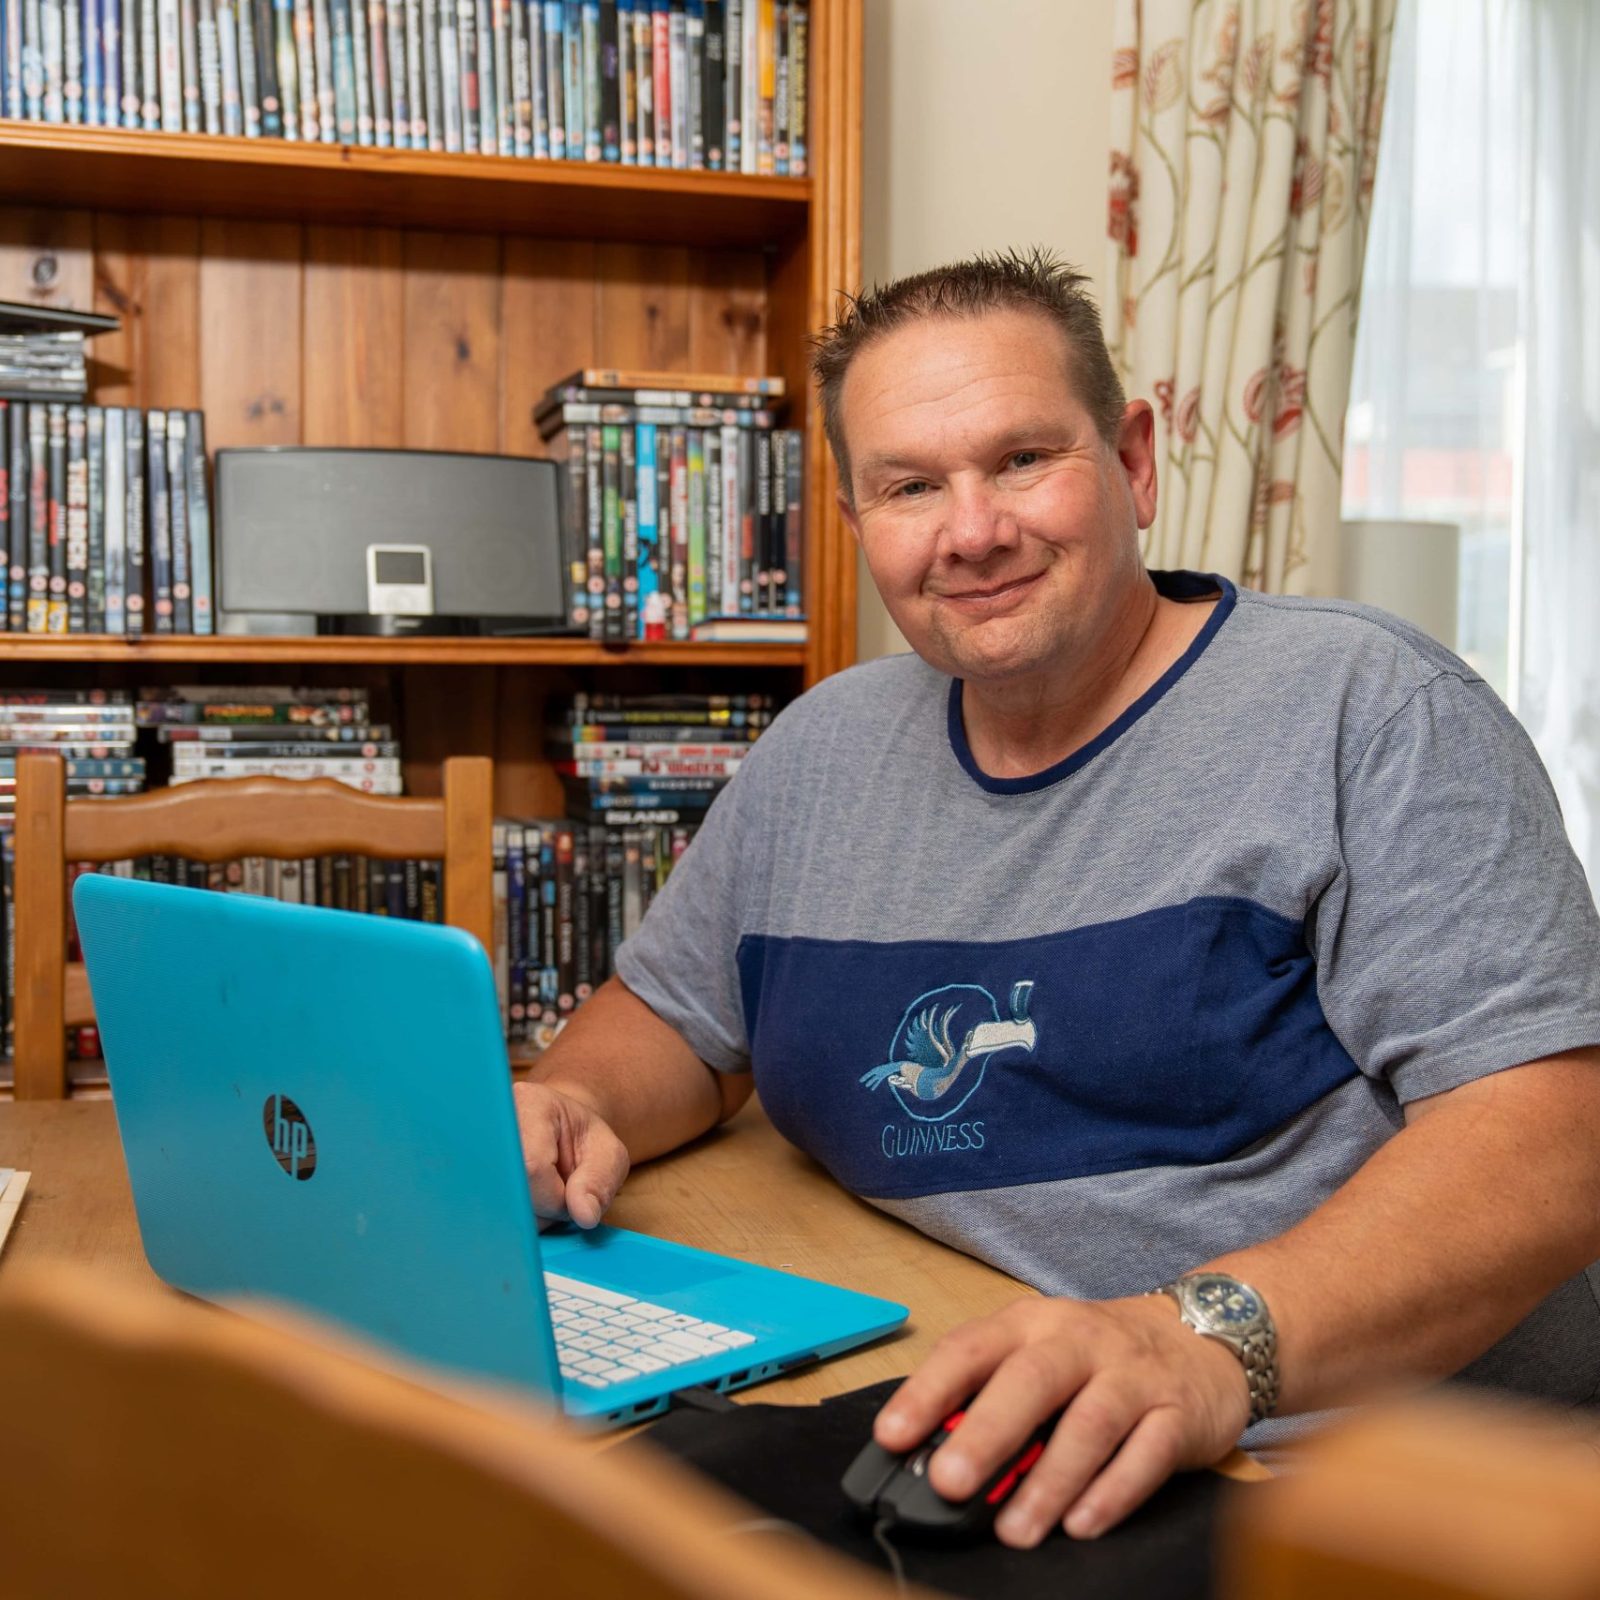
top-left (1008, 451), bottom-right (1042, 470)
top-left (897, 481), bottom-right (930, 497)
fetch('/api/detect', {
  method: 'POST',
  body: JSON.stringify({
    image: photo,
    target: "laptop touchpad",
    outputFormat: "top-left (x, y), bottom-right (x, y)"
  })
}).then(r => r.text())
top-left (566, 1236), bottom-right (739, 1298)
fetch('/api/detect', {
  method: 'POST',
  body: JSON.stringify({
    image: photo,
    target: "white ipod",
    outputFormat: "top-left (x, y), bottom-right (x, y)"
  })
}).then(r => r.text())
top-left (366, 544), bottom-right (435, 616)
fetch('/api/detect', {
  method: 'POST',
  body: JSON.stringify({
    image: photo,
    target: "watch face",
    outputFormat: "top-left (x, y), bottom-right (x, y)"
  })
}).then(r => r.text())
top-left (1189, 1274), bottom-right (1262, 1329)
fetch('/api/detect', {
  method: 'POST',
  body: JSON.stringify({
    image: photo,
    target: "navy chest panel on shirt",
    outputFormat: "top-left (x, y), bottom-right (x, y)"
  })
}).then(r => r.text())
top-left (737, 897), bottom-right (1359, 1201)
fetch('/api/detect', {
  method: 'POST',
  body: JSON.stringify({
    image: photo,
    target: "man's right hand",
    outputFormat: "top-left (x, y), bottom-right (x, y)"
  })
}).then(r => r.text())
top-left (512, 1080), bottom-right (631, 1229)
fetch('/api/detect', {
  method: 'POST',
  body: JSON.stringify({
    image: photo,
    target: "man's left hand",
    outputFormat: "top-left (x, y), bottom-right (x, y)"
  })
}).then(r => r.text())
top-left (873, 1294), bottom-right (1252, 1546)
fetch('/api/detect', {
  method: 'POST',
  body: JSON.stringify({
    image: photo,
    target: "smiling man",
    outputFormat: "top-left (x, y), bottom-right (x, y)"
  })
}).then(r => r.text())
top-left (517, 249), bottom-right (1600, 1546)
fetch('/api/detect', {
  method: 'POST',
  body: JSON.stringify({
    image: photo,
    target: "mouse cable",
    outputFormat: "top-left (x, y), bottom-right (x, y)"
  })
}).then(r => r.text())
top-left (871, 1516), bottom-right (909, 1598)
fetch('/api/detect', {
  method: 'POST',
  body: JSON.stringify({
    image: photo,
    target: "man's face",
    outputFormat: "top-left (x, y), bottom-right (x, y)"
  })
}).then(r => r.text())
top-left (837, 308), bottom-right (1158, 687)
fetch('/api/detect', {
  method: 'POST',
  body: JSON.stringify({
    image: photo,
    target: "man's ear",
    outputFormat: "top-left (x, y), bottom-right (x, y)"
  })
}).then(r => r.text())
top-left (838, 491), bottom-right (864, 548)
top-left (1117, 400), bottom-right (1159, 530)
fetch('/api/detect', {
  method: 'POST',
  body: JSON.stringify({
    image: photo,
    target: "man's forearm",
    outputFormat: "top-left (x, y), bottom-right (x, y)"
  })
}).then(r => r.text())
top-left (529, 975), bottom-right (752, 1163)
top-left (1205, 1048), bottom-right (1600, 1414)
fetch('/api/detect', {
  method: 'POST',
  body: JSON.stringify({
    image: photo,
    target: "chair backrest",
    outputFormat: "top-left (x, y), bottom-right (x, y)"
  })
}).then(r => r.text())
top-left (12, 749), bottom-right (494, 1100)
top-left (0, 1263), bottom-right (906, 1600)
top-left (1221, 1390), bottom-right (1600, 1599)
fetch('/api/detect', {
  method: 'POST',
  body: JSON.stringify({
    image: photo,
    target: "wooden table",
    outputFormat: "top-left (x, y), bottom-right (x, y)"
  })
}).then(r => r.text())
top-left (0, 1095), bottom-right (1265, 1482)
top-left (0, 1096), bottom-right (1034, 1405)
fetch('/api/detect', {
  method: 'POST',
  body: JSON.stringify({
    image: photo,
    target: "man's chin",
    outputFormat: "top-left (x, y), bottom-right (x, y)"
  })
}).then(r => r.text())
top-left (916, 623), bottom-right (1057, 686)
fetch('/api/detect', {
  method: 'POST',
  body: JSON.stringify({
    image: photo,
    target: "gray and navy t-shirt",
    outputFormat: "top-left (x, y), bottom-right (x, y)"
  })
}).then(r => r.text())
top-left (617, 570), bottom-right (1600, 1432)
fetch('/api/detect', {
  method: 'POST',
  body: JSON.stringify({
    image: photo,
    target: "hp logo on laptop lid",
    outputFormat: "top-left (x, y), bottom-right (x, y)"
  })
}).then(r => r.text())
top-left (264, 1095), bottom-right (317, 1180)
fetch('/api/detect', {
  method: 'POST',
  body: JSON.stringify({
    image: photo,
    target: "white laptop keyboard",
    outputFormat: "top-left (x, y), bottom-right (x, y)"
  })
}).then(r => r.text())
top-left (544, 1271), bottom-right (759, 1390)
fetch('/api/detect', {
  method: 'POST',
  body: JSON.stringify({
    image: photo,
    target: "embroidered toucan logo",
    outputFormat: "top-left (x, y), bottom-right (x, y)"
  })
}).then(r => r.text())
top-left (860, 980), bottom-right (1038, 1122)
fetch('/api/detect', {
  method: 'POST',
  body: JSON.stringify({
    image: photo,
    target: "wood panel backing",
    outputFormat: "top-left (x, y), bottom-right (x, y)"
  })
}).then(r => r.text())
top-left (302, 225), bottom-right (405, 445)
top-left (198, 218), bottom-right (304, 449)
top-left (0, 207), bottom-right (792, 468)
top-left (594, 241), bottom-right (693, 372)
top-left (499, 237), bottom-right (598, 458)
top-left (687, 249), bottom-right (768, 376)
top-left (401, 230), bottom-right (503, 450)
top-left (90, 214), bottom-right (202, 409)
top-left (398, 665), bottom-right (567, 819)
top-left (0, 207), bottom-right (95, 311)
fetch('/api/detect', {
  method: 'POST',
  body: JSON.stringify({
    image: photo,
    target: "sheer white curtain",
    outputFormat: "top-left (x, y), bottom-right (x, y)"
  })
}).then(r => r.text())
top-left (1342, 0), bottom-right (1600, 892)
top-left (1519, 0), bottom-right (1600, 895)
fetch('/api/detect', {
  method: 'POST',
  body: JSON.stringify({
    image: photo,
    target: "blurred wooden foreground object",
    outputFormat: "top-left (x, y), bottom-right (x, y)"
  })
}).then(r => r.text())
top-left (0, 1262), bottom-right (913, 1600)
top-left (10, 748), bottom-right (495, 1101)
top-left (1223, 1391), bottom-right (1600, 1599)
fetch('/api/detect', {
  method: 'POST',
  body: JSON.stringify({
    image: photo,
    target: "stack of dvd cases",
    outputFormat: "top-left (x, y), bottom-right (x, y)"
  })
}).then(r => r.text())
top-left (537, 368), bottom-right (804, 643)
top-left (0, 330), bottom-right (91, 402)
top-left (0, 689), bottom-right (144, 819)
top-left (546, 688), bottom-right (768, 826)
top-left (0, 0), bottom-right (807, 171)
top-left (140, 684), bottom-right (402, 792)
top-left (0, 300), bottom-right (120, 405)
top-left (0, 399), bottom-right (214, 638)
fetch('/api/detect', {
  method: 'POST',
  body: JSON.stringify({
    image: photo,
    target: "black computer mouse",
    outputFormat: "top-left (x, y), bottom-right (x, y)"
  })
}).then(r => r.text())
top-left (841, 1406), bottom-right (1060, 1541)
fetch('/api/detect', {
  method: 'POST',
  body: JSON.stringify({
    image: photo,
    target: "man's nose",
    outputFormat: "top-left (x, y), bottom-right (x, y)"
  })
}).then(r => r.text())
top-left (939, 482), bottom-right (1021, 564)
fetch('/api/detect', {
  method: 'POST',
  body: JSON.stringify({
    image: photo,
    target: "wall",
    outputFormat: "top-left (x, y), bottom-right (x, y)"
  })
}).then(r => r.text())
top-left (854, 0), bottom-right (1117, 660)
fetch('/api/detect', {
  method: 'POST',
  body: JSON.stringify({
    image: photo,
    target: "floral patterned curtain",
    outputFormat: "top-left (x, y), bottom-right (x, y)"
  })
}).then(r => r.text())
top-left (1106, 0), bottom-right (1398, 592)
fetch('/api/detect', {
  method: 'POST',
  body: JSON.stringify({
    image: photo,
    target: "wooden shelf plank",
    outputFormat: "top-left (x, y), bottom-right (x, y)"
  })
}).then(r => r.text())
top-left (0, 122), bottom-right (811, 246)
top-left (0, 633), bottom-right (806, 667)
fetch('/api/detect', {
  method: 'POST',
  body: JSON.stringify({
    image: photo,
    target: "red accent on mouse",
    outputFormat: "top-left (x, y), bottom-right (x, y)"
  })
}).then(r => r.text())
top-left (840, 1408), bottom-right (1061, 1542)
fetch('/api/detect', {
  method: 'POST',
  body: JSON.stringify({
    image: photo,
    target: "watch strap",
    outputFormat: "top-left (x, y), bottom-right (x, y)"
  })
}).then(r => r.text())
top-left (1233, 1321), bottom-right (1279, 1426)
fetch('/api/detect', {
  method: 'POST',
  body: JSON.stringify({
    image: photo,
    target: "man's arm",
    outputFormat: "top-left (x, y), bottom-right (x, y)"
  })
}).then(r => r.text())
top-left (512, 975), bottom-right (754, 1225)
top-left (880, 1048), bottom-right (1600, 1548)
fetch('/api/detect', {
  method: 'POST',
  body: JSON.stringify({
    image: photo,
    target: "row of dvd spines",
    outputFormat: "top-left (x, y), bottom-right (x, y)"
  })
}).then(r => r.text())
top-left (496, 816), bottom-right (690, 1049)
top-left (0, 849), bottom-right (444, 1064)
top-left (0, 0), bottom-right (807, 173)
top-left (552, 421), bottom-right (804, 642)
top-left (0, 824), bottom-right (691, 1062)
top-left (0, 400), bottom-right (213, 637)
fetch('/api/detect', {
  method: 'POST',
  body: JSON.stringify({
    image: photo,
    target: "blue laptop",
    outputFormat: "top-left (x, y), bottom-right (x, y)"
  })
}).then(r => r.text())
top-left (72, 874), bottom-right (907, 1424)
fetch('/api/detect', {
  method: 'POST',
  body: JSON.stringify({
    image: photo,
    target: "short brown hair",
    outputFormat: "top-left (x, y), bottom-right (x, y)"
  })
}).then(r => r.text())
top-left (809, 247), bottom-right (1127, 506)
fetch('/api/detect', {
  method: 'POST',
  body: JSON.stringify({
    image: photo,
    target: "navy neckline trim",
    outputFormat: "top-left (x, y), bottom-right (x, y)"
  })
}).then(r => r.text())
top-left (947, 569), bottom-right (1238, 796)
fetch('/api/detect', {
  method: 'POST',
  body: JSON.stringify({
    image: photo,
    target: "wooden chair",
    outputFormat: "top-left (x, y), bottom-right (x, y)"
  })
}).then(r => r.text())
top-left (0, 1262), bottom-right (908, 1600)
top-left (1221, 1390), bottom-right (1600, 1599)
top-left (11, 748), bottom-right (495, 1101)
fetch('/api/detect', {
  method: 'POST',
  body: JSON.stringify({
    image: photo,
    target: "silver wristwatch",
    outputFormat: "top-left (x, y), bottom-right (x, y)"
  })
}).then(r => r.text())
top-left (1154, 1271), bottom-right (1279, 1425)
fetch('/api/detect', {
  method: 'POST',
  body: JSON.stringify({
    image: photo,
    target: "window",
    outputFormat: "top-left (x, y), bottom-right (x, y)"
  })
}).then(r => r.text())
top-left (1341, 0), bottom-right (1526, 699)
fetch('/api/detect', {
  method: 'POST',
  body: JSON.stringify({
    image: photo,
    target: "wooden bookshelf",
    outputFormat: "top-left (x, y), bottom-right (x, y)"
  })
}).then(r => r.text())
top-left (0, 0), bottom-right (863, 826)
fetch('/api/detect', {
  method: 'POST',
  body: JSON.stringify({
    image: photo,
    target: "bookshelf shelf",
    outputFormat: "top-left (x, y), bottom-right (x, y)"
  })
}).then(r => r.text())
top-left (0, 121), bottom-right (812, 246)
top-left (0, 634), bottom-right (806, 667)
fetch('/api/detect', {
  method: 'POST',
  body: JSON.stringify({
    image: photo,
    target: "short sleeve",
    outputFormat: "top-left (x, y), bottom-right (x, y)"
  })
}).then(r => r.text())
top-left (612, 727), bottom-right (784, 1073)
top-left (1314, 671), bottom-right (1600, 1103)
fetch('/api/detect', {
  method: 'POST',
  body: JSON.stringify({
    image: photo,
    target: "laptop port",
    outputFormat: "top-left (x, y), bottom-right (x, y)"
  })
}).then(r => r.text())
top-left (633, 1402), bottom-right (655, 1416)
top-left (777, 1353), bottom-right (820, 1372)
top-left (726, 1370), bottom-right (749, 1386)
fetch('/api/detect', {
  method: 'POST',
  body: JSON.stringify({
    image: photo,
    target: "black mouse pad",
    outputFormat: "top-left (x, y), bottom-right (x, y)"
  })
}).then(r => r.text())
top-left (626, 1380), bottom-right (1252, 1599)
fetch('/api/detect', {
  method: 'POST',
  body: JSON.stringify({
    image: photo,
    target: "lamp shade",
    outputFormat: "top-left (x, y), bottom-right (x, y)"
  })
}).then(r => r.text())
top-left (1337, 519), bottom-right (1461, 651)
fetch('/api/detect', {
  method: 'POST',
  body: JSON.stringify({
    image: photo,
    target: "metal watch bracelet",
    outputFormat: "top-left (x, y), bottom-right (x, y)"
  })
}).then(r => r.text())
top-left (1236, 1324), bottom-right (1279, 1426)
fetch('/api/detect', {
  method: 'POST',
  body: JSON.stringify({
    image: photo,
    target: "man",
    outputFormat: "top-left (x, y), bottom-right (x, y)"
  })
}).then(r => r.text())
top-left (517, 250), bottom-right (1600, 1548)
